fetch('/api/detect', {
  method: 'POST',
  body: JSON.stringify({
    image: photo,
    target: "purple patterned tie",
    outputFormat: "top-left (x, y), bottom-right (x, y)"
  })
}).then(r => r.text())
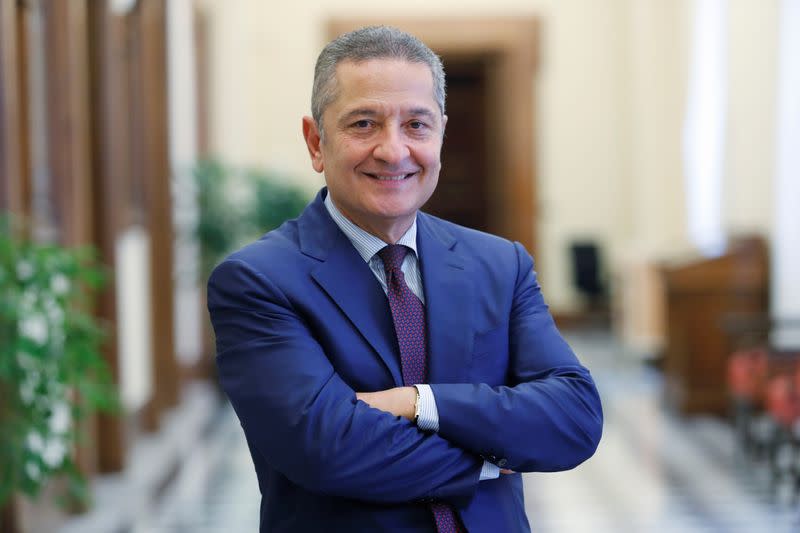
top-left (378, 244), bottom-right (464, 533)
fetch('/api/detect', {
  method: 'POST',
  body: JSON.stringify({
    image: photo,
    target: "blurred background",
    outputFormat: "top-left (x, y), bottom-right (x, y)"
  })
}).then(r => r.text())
top-left (1, 0), bottom-right (799, 532)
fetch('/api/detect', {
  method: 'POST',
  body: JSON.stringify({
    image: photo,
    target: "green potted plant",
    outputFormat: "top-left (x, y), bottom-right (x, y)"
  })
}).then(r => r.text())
top-left (0, 215), bottom-right (118, 523)
top-left (193, 159), bottom-right (309, 279)
top-left (245, 167), bottom-right (309, 239)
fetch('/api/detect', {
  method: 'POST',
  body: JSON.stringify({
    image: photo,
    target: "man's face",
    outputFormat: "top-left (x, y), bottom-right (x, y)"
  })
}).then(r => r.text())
top-left (303, 58), bottom-right (446, 241)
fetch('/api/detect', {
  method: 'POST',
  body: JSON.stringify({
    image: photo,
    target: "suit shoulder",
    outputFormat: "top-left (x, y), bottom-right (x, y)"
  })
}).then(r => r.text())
top-left (214, 218), bottom-right (305, 276)
top-left (420, 212), bottom-right (520, 255)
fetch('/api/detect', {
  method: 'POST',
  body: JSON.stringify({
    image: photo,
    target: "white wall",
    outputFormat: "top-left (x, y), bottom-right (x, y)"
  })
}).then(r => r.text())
top-left (535, 0), bottom-right (633, 309)
top-left (625, 0), bottom-right (691, 257)
top-left (613, 0), bottom-right (691, 354)
top-left (204, 0), bottom-right (778, 314)
top-left (725, 0), bottom-right (778, 237)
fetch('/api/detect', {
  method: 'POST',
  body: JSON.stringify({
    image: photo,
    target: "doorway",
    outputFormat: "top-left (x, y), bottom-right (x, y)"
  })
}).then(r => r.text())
top-left (424, 55), bottom-right (490, 232)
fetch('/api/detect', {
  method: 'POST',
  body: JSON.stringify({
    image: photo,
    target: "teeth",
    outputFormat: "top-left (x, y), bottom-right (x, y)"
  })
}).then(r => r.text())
top-left (373, 174), bottom-right (410, 181)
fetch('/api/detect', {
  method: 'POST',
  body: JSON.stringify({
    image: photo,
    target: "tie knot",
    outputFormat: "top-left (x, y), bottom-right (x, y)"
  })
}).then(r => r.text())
top-left (378, 244), bottom-right (408, 272)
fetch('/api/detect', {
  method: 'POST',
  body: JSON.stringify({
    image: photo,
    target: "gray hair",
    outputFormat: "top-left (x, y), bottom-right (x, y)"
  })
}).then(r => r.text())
top-left (311, 26), bottom-right (446, 138)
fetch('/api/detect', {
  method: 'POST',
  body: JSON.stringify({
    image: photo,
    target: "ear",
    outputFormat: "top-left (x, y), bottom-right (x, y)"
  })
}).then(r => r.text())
top-left (441, 114), bottom-right (448, 136)
top-left (302, 116), bottom-right (325, 173)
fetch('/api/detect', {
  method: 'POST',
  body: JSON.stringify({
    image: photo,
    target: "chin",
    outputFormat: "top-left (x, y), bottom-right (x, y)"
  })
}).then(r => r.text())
top-left (371, 200), bottom-right (419, 219)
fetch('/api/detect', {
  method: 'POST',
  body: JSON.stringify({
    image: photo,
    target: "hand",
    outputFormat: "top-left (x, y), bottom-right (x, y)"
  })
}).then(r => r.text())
top-left (356, 387), bottom-right (417, 421)
top-left (500, 469), bottom-right (515, 475)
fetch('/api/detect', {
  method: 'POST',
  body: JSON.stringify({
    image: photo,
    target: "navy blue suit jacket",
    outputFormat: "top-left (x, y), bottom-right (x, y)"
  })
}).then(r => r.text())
top-left (207, 189), bottom-right (603, 532)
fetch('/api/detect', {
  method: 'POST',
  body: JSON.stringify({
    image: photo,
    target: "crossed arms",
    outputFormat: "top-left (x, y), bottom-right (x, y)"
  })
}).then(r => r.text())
top-left (207, 242), bottom-right (603, 505)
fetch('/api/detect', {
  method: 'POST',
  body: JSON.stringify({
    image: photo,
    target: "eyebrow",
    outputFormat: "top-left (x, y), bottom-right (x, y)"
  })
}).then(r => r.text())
top-left (338, 107), bottom-right (439, 125)
top-left (407, 108), bottom-right (438, 122)
top-left (339, 108), bottom-right (378, 125)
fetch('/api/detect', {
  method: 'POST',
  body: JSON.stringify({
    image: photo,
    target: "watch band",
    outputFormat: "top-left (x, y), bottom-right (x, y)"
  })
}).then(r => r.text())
top-left (413, 386), bottom-right (421, 425)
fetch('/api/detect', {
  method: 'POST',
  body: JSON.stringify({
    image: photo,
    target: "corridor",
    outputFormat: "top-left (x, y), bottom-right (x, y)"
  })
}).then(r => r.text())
top-left (122, 331), bottom-right (800, 533)
top-left (4, 3), bottom-right (799, 532)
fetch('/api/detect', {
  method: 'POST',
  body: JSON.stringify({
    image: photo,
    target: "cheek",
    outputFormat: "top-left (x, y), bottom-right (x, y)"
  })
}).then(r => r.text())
top-left (421, 156), bottom-right (440, 182)
top-left (323, 140), bottom-right (358, 171)
top-left (337, 139), bottom-right (372, 166)
top-left (418, 140), bottom-right (443, 166)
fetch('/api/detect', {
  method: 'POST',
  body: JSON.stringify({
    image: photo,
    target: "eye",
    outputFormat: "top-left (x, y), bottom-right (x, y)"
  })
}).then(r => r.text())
top-left (352, 119), bottom-right (372, 129)
top-left (409, 120), bottom-right (426, 130)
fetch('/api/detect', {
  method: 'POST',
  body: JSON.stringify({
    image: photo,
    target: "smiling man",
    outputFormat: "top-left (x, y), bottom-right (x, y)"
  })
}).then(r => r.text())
top-left (208, 26), bottom-right (603, 533)
top-left (302, 57), bottom-right (443, 243)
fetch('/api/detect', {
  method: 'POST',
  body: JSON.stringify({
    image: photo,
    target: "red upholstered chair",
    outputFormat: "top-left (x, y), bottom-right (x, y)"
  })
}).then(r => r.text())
top-left (763, 373), bottom-right (800, 492)
top-left (765, 375), bottom-right (800, 429)
top-left (728, 348), bottom-right (770, 400)
top-left (727, 348), bottom-right (798, 456)
top-left (724, 317), bottom-right (800, 497)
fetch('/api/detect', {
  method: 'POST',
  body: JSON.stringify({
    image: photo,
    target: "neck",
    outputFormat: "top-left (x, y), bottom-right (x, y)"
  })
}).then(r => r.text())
top-left (347, 215), bottom-right (413, 244)
top-left (327, 196), bottom-right (414, 244)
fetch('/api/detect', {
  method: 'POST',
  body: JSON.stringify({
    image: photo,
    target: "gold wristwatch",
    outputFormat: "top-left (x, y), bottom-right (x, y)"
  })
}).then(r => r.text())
top-left (413, 386), bottom-right (421, 425)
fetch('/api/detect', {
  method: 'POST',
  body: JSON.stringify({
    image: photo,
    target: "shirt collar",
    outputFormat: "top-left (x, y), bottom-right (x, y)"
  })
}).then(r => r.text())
top-left (324, 192), bottom-right (418, 263)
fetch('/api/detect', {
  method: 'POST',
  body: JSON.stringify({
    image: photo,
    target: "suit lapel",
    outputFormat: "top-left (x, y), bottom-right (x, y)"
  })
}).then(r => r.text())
top-left (300, 190), bottom-right (403, 387)
top-left (418, 214), bottom-right (474, 384)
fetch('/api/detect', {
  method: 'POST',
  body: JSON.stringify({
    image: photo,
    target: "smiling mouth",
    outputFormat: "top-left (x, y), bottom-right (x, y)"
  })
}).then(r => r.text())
top-left (364, 172), bottom-right (417, 181)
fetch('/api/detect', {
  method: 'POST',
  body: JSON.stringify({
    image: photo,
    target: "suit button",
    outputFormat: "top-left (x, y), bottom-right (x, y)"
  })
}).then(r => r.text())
top-left (497, 458), bottom-right (508, 467)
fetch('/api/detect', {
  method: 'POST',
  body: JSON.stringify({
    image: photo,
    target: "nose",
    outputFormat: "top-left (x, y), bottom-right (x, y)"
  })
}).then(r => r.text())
top-left (372, 125), bottom-right (410, 165)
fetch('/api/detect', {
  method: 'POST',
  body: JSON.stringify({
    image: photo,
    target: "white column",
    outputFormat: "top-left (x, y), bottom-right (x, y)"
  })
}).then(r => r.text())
top-left (772, 0), bottom-right (800, 347)
top-left (167, 0), bottom-right (203, 364)
top-left (116, 227), bottom-right (154, 411)
top-left (682, 0), bottom-right (728, 257)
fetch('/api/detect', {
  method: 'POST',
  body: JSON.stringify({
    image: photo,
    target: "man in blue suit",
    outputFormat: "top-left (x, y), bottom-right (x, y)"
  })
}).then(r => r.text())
top-left (208, 26), bottom-right (602, 532)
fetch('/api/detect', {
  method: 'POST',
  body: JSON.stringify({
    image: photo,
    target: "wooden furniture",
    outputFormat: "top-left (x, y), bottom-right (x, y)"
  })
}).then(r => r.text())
top-left (661, 237), bottom-right (769, 415)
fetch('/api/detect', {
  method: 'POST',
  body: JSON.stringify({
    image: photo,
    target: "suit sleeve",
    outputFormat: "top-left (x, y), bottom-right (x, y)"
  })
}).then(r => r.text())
top-left (208, 258), bottom-right (483, 505)
top-left (429, 242), bottom-right (604, 473)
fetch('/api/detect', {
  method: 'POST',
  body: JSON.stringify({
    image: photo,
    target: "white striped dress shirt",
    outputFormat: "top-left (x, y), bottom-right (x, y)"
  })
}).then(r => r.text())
top-left (324, 193), bottom-right (499, 481)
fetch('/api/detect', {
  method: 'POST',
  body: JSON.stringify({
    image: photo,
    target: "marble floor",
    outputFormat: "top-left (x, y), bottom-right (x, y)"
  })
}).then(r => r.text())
top-left (131, 331), bottom-right (800, 532)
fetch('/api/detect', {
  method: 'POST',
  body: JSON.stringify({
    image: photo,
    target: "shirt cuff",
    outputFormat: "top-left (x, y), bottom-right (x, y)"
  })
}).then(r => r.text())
top-left (414, 384), bottom-right (439, 432)
top-left (479, 461), bottom-right (501, 481)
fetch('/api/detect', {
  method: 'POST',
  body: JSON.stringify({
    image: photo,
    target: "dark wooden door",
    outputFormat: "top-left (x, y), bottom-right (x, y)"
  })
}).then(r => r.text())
top-left (423, 56), bottom-right (490, 233)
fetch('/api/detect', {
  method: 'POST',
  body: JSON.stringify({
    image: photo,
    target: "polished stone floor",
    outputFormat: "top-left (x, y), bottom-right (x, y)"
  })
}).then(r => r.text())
top-left (130, 331), bottom-right (800, 532)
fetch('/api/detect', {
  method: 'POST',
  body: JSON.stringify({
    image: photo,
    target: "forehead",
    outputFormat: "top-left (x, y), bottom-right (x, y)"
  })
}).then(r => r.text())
top-left (329, 58), bottom-right (438, 114)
